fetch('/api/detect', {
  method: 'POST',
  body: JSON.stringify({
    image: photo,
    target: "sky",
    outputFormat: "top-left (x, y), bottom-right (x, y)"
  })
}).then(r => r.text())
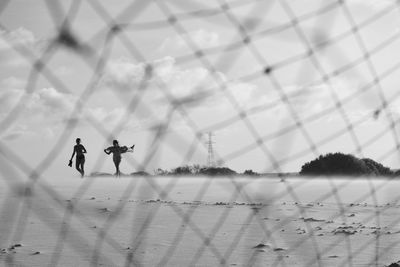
top-left (1, 0), bottom-right (400, 177)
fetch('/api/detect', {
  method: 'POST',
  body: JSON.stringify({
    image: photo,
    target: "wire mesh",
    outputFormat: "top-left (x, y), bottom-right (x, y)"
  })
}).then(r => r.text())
top-left (1, 0), bottom-right (400, 266)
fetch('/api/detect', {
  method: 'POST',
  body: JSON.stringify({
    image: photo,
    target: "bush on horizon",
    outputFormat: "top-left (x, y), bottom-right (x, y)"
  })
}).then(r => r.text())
top-left (171, 164), bottom-right (202, 175)
top-left (197, 166), bottom-right (237, 176)
top-left (154, 165), bottom-right (237, 176)
top-left (300, 152), bottom-right (393, 176)
top-left (243, 169), bottom-right (259, 176)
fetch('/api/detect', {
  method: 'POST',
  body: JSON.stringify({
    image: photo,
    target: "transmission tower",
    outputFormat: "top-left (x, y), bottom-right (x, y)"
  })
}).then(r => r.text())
top-left (206, 132), bottom-right (216, 167)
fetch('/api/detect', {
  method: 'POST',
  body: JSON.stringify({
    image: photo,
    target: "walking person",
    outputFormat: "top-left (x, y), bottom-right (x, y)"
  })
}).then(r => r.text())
top-left (104, 140), bottom-right (134, 177)
top-left (69, 138), bottom-right (87, 177)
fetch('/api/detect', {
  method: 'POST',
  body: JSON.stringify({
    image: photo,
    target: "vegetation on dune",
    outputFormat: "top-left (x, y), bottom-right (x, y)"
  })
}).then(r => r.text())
top-left (361, 158), bottom-right (392, 176)
top-left (386, 261), bottom-right (400, 267)
top-left (300, 152), bottom-right (393, 176)
top-left (198, 167), bottom-right (237, 176)
top-left (243, 169), bottom-right (259, 176)
top-left (154, 165), bottom-right (238, 176)
top-left (90, 153), bottom-right (396, 177)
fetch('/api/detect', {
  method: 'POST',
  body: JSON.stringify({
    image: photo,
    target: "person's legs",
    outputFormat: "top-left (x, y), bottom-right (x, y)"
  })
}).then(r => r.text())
top-left (80, 157), bottom-right (85, 177)
top-left (113, 158), bottom-right (121, 177)
top-left (75, 158), bottom-right (82, 175)
top-left (113, 160), bottom-right (117, 175)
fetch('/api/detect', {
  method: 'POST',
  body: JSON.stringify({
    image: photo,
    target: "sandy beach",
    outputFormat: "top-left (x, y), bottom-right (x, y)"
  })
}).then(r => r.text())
top-left (0, 175), bottom-right (399, 266)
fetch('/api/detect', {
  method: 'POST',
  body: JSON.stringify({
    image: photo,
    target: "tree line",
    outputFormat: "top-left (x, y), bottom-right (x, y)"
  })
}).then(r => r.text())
top-left (300, 152), bottom-right (395, 176)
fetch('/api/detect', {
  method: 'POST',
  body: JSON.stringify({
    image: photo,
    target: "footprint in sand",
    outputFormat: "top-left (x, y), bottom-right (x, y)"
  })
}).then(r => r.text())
top-left (98, 207), bottom-right (111, 213)
top-left (9, 244), bottom-right (22, 250)
top-left (253, 243), bottom-right (270, 249)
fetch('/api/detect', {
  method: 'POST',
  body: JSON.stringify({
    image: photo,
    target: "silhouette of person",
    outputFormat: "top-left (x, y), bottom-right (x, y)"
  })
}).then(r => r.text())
top-left (104, 140), bottom-right (134, 177)
top-left (70, 138), bottom-right (87, 177)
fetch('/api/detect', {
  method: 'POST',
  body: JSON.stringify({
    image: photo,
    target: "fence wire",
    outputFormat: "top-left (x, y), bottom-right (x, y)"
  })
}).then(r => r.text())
top-left (1, 0), bottom-right (400, 266)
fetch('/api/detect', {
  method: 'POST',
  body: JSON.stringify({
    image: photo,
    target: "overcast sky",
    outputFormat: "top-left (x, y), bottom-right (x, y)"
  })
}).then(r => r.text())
top-left (1, 0), bottom-right (400, 177)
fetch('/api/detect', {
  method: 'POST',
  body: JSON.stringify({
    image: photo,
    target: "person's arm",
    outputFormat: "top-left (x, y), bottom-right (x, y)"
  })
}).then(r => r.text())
top-left (70, 146), bottom-right (76, 160)
top-left (104, 148), bottom-right (111, 155)
top-left (120, 146), bottom-right (128, 153)
top-left (82, 145), bottom-right (87, 154)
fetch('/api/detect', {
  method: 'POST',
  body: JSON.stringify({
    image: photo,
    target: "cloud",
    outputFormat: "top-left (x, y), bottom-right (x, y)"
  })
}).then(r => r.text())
top-left (99, 56), bottom-right (268, 131)
top-left (0, 77), bottom-right (80, 139)
top-left (0, 27), bottom-right (47, 67)
top-left (102, 56), bottom-right (258, 108)
top-left (0, 76), bottom-right (153, 140)
top-left (102, 56), bottom-right (212, 97)
top-left (0, 68), bottom-right (372, 142)
top-left (0, 27), bottom-right (36, 50)
top-left (0, 86), bottom-right (75, 122)
top-left (102, 58), bottom-right (147, 91)
top-left (102, 57), bottom-right (377, 132)
top-left (158, 29), bottom-right (220, 53)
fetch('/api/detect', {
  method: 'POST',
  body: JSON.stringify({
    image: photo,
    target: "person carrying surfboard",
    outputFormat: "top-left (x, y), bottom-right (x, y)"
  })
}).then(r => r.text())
top-left (69, 138), bottom-right (87, 177)
top-left (104, 140), bottom-right (135, 177)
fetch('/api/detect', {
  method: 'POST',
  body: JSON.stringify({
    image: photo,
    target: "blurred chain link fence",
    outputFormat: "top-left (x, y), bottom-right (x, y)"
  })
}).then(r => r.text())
top-left (1, 0), bottom-right (400, 266)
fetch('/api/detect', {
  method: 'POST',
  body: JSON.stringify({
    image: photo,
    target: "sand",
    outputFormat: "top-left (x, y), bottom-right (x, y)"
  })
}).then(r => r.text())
top-left (0, 175), bottom-right (399, 266)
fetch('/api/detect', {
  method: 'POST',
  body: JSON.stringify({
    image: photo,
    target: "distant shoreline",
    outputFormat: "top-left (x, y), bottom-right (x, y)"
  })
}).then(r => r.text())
top-left (89, 153), bottom-right (400, 178)
top-left (88, 171), bottom-right (299, 178)
top-left (89, 170), bottom-right (399, 178)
